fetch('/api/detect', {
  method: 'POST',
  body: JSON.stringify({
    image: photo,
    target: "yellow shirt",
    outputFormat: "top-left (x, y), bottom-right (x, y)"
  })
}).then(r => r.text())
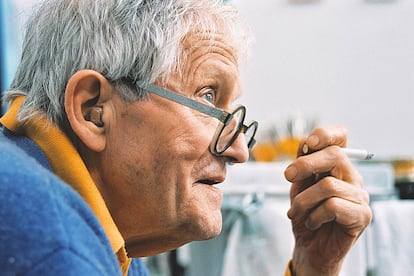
top-left (0, 96), bottom-right (131, 275)
top-left (285, 260), bottom-right (293, 276)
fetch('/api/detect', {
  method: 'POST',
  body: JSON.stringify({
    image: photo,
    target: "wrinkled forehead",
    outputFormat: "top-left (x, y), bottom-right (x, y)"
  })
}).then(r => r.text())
top-left (181, 31), bottom-right (239, 64)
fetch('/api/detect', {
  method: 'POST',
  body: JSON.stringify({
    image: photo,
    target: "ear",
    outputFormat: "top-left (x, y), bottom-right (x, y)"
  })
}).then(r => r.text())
top-left (65, 70), bottom-right (113, 152)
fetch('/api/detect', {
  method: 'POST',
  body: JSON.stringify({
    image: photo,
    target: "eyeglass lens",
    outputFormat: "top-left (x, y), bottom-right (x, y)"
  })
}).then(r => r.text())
top-left (215, 107), bottom-right (245, 153)
top-left (244, 122), bottom-right (257, 149)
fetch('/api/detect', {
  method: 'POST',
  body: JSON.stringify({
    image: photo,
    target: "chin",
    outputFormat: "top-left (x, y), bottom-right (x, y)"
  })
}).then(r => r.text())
top-left (192, 212), bottom-right (223, 241)
top-left (203, 228), bottom-right (222, 240)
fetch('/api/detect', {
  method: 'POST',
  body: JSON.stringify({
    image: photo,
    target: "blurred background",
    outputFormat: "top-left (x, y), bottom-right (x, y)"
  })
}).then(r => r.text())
top-left (1, 0), bottom-right (413, 159)
top-left (233, 0), bottom-right (414, 160)
top-left (1, 0), bottom-right (414, 275)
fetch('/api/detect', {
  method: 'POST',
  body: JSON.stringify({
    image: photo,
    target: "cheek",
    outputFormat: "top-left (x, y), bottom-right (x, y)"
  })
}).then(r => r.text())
top-left (149, 120), bottom-right (223, 235)
top-left (170, 117), bottom-right (218, 158)
top-left (105, 103), bottom-right (222, 237)
top-left (176, 184), bottom-right (224, 238)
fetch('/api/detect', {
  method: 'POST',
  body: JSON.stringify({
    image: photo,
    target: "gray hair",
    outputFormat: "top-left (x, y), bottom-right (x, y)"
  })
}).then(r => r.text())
top-left (4, 0), bottom-right (252, 129)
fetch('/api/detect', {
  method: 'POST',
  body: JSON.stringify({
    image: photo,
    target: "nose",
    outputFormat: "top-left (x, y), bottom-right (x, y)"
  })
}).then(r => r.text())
top-left (220, 132), bottom-right (249, 163)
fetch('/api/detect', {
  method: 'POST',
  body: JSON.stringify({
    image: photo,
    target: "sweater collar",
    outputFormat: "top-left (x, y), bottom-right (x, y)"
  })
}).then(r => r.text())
top-left (0, 96), bottom-right (131, 274)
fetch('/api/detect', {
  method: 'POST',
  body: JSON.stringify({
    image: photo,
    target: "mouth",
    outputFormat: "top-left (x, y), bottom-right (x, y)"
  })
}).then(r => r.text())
top-left (195, 173), bottom-right (226, 187)
top-left (197, 179), bottom-right (221, 186)
top-left (194, 162), bottom-right (227, 187)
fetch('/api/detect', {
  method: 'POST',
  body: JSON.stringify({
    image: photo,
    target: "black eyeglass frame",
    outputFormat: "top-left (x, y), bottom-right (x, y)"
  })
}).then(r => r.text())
top-left (135, 80), bottom-right (258, 155)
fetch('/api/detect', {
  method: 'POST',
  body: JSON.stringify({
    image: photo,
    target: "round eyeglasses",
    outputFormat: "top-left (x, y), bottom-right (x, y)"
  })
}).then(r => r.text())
top-left (211, 105), bottom-right (258, 155)
top-left (135, 81), bottom-right (258, 156)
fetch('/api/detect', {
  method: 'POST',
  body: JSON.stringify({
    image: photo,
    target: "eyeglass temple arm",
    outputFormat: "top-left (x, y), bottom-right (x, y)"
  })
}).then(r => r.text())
top-left (136, 81), bottom-right (232, 125)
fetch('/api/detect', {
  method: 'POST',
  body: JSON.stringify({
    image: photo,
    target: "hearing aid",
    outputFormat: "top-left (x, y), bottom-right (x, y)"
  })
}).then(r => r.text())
top-left (84, 107), bottom-right (104, 127)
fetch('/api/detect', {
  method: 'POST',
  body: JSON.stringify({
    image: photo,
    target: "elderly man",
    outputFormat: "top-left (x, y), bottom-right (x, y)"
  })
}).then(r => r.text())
top-left (0, 0), bottom-right (371, 275)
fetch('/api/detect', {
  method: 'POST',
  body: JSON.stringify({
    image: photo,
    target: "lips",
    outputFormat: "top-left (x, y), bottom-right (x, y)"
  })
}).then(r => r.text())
top-left (196, 173), bottom-right (226, 186)
top-left (194, 161), bottom-right (226, 187)
top-left (198, 179), bottom-right (221, 185)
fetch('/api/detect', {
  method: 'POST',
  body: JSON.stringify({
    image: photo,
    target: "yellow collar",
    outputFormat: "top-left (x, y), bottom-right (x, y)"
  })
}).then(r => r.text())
top-left (1, 96), bottom-right (131, 274)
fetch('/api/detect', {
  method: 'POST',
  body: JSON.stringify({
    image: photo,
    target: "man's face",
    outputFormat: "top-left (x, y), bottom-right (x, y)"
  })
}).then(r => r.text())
top-left (98, 33), bottom-right (249, 256)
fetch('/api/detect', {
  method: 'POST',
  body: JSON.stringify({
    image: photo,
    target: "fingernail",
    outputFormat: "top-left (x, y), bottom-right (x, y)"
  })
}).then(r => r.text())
top-left (285, 165), bottom-right (298, 180)
top-left (307, 135), bottom-right (319, 148)
top-left (302, 143), bottom-right (309, 154)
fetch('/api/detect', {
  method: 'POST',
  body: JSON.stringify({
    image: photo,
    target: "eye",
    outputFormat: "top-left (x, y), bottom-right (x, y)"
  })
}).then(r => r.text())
top-left (204, 91), bottom-right (215, 104)
top-left (199, 87), bottom-right (217, 105)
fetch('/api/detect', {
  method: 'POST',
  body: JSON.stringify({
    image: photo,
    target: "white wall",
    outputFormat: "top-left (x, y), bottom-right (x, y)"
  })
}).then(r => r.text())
top-left (233, 0), bottom-right (414, 158)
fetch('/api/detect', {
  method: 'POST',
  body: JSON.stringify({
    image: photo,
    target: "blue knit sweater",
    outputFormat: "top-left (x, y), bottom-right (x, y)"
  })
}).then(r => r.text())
top-left (0, 128), bottom-right (148, 275)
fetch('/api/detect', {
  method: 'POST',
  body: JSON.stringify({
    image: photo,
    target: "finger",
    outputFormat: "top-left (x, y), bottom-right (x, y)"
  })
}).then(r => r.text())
top-left (296, 139), bottom-right (307, 158)
top-left (285, 145), bottom-right (363, 185)
top-left (288, 176), bottom-right (369, 219)
top-left (304, 196), bottom-right (372, 234)
top-left (303, 126), bottom-right (348, 153)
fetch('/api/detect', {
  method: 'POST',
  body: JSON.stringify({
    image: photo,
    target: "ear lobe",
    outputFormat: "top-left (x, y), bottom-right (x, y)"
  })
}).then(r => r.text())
top-left (65, 70), bottom-right (112, 152)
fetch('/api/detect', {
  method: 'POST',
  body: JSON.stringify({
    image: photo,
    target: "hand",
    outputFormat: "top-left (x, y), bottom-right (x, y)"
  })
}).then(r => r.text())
top-left (284, 126), bottom-right (372, 276)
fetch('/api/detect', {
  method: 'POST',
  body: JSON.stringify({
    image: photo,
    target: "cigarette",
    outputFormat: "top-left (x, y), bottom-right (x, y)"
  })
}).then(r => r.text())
top-left (303, 144), bottom-right (374, 160)
top-left (341, 148), bottom-right (374, 160)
